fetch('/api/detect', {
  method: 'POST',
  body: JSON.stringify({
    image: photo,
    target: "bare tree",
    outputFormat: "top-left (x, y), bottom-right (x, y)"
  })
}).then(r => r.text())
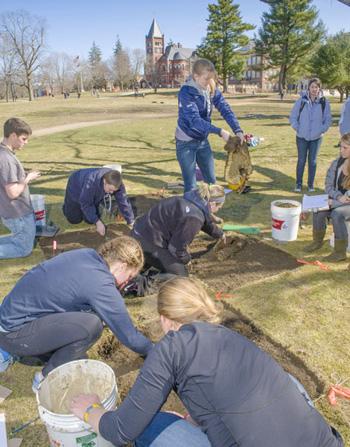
top-left (0, 32), bottom-right (19, 101)
top-left (0, 10), bottom-right (46, 101)
top-left (131, 48), bottom-right (145, 82)
top-left (41, 52), bottom-right (74, 95)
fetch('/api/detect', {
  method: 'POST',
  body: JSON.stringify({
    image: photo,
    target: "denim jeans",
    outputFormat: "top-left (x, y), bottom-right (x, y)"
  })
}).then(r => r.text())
top-left (296, 136), bottom-right (322, 188)
top-left (134, 412), bottom-right (211, 447)
top-left (313, 205), bottom-right (350, 240)
top-left (0, 212), bottom-right (36, 259)
top-left (176, 138), bottom-right (216, 192)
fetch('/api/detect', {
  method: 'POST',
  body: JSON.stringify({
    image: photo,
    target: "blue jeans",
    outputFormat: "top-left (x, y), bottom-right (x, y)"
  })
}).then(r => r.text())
top-left (135, 412), bottom-right (211, 447)
top-left (313, 205), bottom-right (350, 240)
top-left (176, 139), bottom-right (216, 192)
top-left (0, 212), bottom-right (36, 259)
top-left (296, 136), bottom-right (322, 188)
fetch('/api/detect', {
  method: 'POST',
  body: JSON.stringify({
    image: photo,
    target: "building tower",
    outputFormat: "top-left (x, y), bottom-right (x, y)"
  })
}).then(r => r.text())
top-left (145, 19), bottom-right (164, 82)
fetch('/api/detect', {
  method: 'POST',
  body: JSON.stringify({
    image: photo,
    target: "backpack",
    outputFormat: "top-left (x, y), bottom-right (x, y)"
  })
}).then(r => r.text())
top-left (297, 96), bottom-right (326, 122)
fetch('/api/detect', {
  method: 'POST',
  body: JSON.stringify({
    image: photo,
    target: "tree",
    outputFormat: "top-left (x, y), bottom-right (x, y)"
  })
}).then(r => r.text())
top-left (113, 35), bottom-right (122, 56)
top-left (130, 48), bottom-right (145, 82)
top-left (113, 37), bottom-right (132, 90)
top-left (0, 32), bottom-right (18, 101)
top-left (197, 0), bottom-right (254, 92)
top-left (256, 0), bottom-right (325, 94)
top-left (88, 41), bottom-right (106, 89)
top-left (0, 10), bottom-right (46, 101)
top-left (41, 52), bottom-right (74, 95)
top-left (311, 32), bottom-right (350, 102)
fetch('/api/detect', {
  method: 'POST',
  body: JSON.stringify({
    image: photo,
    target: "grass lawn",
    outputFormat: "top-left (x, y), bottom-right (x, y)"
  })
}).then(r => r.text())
top-left (0, 92), bottom-right (349, 446)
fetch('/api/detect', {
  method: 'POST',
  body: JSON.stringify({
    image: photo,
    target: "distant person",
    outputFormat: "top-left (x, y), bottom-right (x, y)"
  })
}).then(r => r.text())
top-left (77, 91), bottom-right (81, 99)
top-left (289, 78), bottom-right (332, 192)
top-left (63, 167), bottom-right (135, 236)
top-left (131, 184), bottom-right (225, 276)
top-left (176, 58), bottom-right (244, 192)
top-left (0, 118), bottom-right (40, 259)
top-left (0, 236), bottom-right (153, 390)
top-left (305, 132), bottom-right (350, 262)
top-left (339, 97), bottom-right (350, 136)
top-left (70, 277), bottom-right (344, 447)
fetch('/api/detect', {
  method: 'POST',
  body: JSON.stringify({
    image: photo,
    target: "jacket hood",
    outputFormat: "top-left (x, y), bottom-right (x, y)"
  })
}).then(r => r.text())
top-left (184, 76), bottom-right (207, 97)
top-left (183, 189), bottom-right (210, 216)
top-left (301, 90), bottom-right (324, 103)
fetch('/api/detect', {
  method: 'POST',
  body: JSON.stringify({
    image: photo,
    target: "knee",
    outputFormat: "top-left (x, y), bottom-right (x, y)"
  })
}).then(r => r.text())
top-left (85, 314), bottom-right (103, 341)
top-left (331, 209), bottom-right (345, 224)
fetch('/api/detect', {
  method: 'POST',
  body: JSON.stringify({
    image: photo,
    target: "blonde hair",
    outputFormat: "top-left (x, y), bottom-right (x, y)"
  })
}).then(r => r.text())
top-left (158, 277), bottom-right (222, 325)
top-left (198, 183), bottom-right (225, 203)
top-left (98, 235), bottom-right (144, 271)
top-left (341, 132), bottom-right (350, 190)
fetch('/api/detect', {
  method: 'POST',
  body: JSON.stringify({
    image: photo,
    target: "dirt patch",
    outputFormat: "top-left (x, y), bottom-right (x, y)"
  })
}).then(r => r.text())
top-left (190, 234), bottom-right (300, 292)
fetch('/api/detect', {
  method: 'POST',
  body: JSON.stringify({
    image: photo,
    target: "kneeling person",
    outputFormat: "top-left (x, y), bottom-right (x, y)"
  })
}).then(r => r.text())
top-left (63, 168), bottom-right (135, 236)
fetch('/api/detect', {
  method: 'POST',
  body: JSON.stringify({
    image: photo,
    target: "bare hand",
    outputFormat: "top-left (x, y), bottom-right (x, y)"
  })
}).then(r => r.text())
top-left (338, 195), bottom-right (350, 204)
top-left (70, 394), bottom-right (101, 420)
top-left (25, 171), bottom-right (41, 183)
top-left (96, 220), bottom-right (106, 236)
top-left (220, 129), bottom-right (231, 142)
top-left (235, 132), bottom-right (244, 145)
top-left (221, 233), bottom-right (227, 245)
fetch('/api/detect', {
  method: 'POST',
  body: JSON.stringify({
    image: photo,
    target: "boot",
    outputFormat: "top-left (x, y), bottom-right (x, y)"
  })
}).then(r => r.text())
top-left (304, 229), bottom-right (326, 252)
top-left (324, 239), bottom-right (348, 262)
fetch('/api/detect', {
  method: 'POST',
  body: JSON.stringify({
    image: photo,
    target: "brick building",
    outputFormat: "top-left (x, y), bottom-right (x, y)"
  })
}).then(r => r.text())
top-left (144, 19), bottom-right (196, 88)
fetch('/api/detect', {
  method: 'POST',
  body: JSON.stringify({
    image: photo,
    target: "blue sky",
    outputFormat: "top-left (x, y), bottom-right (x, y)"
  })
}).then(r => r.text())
top-left (2, 0), bottom-right (349, 59)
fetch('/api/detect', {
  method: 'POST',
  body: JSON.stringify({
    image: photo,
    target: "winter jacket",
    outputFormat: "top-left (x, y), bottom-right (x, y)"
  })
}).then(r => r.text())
top-left (100, 322), bottom-right (343, 447)
top-left (132, 190), bottom-right (223, 264)
top-left (339, 98), bottom-right (350, 136)
top-left (65, 168), bottom-right (134, 224)
top-left (325, 157), bottom-right (349, 207)
top-left (0, 249), bottom-right (152, 356)
top-left (289, 91), bottom-right (332, 141)
top-left (176, 77), bottom-right (242, 141)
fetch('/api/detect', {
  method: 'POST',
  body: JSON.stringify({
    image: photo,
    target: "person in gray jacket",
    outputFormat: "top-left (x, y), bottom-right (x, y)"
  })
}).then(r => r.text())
top-left (305, 132), bottom-right (350, 261)
top-left (289, 78), bottom-right (332, 192)
top-left (339, 97), bottom-right (350, 136)
top-left (70, 277), bottom-right (343, 447)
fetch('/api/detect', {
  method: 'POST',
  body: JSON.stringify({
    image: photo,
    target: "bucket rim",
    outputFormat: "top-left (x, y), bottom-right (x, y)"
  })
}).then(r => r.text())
top-left (271, 199), bottom-right (301, 208)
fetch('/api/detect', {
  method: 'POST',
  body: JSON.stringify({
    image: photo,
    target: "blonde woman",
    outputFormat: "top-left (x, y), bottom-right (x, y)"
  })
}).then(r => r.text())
top-left (305, 132), bottom-right (350, 261)
top-left (131, 184), bottom-right (226, 276)
top-left (71, 278), bottom-right (343, 447)
top-left (0, 236), bottom-right (153, 390)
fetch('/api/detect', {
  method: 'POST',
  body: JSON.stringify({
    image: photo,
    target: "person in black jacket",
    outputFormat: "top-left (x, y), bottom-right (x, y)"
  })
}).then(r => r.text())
top-left (0, 236), bottom-right (153, 392)
top-left (63, 167), bottom-right (135, 236)
top-left (131, 184), bottom-right (226, 276)
top-left (70, 277), bottom-right (343, 447)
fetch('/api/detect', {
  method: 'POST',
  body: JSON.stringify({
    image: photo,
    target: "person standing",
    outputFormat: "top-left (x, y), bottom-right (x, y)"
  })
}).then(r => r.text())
top-left (0, 118), bottom-right (40, 259)
top-left (176, 58), bottom-right (244, 192)
top-left (339, 97), bottom-right (350, 136)
top-left (63, 167), bottom-right (135, 236)
top-left (289, 78), bottom-right (332, 193)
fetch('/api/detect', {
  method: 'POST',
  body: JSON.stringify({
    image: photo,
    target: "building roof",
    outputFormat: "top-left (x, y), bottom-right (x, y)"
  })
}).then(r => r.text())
top-left (147, 19), bottom-right (163, 38)
top-left (163, 44), bottom-right (195, 61)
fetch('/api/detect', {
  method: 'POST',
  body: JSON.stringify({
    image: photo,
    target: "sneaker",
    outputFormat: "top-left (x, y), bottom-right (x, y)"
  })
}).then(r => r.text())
top-left (0, 348), bottom-right (14, 372)
top-left (308, 187), bottom-right (315, 193)
top-left (294, 186), bottom-right (302, 193)
top-left (32, 371), bottom-right (44, 394)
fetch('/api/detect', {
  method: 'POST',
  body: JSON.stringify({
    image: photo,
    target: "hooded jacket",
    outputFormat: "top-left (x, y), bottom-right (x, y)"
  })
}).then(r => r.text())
top-left (65, 168), bottom-right (134, 224)
top-left (176, 77), bottom-right (242, 141)
top-left (325, 157), bottom-right (349, 208)
top-left (289, 91), bottom-right (332, 141)
top-left (339, 98), bottom-right (350, 136)
top-left (133, 189), bottom-right (223, 264)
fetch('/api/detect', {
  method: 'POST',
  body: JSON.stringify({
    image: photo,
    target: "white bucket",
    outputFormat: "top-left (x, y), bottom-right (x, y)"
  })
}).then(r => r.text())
top-left (329, 221), bottom-right (350, 252)
top-left (103, 164), bottom-right (122, 173)
top-left (271, 199), bottom-right (301, 242)
top-left (30, 194), bottom-right (46, 226)
top-left (37, 359), bottom-right (117, 447)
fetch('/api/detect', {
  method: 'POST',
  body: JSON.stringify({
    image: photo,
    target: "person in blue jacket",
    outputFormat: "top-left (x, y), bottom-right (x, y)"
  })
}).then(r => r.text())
top-left (289, 78), bottom-right (332, 193)
top-left (339, 97), bottom-right (350, 136)
top-left (0, 236), bottom-right (153, 391)
top-left (70, 277), bottom-right (344, 447)
top-left (176, 58), bottom-right (244, 192)
top-left (63, 168), bottom-right (135, 236)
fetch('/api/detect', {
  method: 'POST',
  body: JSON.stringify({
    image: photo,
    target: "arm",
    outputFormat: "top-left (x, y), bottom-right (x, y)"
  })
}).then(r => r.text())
top-left (5, 171), bottom-right (41, 199)
top-left (212, 90), bottom-right (243, 135)
top-left (114, 183), bottom-right (135, 224)
top-left (321, 100), bottom-right (332, 133)
top-left (168, 216), bottom-right (203, 264)
top-left (325, 159), bottom-right (342, 200)
top-left (179, 88), bottom-right (222, 139)
top-left (71, 340), bottom-right (175, 446)
top-left (91, 280), bottom-right (153, 356)
top-left (340, 100), bottom-right (350, 135)
top-left (202, 218), bottom-right (224, 240)
top-left (289, 98), bottom-right (302, 131)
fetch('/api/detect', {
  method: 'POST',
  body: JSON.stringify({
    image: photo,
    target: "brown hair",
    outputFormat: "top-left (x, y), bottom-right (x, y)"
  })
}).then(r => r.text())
top-left (4, 118), bottom-right (32, 138)
top-left (308, 77), bottom-right (321, 89)
top-left (341, 132), bottom-right (350, 190)
top-left (158, 277), bottom-right (222, 325)
top-left (192, 58), bottom-right (216, 77)
top-left (103, 170), bottom-right (122, 188)
top-left (98, 236), bottom-right (144, 271)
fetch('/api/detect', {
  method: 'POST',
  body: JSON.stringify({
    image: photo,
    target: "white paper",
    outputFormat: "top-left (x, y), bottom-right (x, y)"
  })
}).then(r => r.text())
top-left (0, 414), bottom-right (8, 447)
top-left (302, 194), bottom-right (329, 212)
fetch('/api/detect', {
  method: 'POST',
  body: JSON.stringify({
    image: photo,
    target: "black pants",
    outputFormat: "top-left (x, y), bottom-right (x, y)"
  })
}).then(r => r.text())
top-left (0, 312), bottom-right (103, 375)
top-left (62, 194), bottom-right (87, 224)
top-left (132, 232), bottom-right (188, 277)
